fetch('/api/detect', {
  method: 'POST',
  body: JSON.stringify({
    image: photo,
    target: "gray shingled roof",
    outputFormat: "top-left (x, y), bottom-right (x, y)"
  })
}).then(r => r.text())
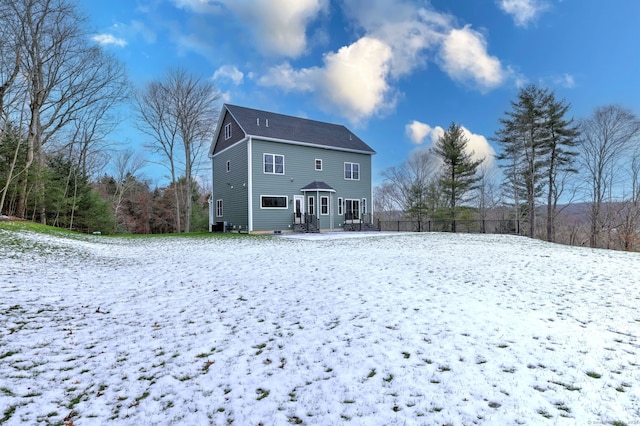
top-left (225, 104), bottom-right (375, 154)
top-left (300, 181), bottom-right (336, 192)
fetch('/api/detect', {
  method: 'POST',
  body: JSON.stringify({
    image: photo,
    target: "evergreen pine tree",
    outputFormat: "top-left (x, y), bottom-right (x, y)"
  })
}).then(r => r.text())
top-left (432, 122), bottom-right (483, 229)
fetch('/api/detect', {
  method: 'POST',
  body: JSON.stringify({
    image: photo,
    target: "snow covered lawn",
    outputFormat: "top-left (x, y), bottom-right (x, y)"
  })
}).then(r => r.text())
top-left (1, 228), bottom-right (639, 425)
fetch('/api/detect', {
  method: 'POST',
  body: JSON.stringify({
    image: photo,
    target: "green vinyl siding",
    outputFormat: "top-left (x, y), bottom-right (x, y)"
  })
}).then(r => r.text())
top-left (212, 139), bottom-right (249, 229)
top-left (250, 138), bottom-right (372, 231)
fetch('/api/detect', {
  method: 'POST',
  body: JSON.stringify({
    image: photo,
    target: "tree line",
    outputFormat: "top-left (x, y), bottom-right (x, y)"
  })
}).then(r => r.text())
top-left (3, 1), bottom-right (640, 249)
top-left (0, 0), bottom-right (219, 234)
top-left (376, 85), bottom-right (640, 251)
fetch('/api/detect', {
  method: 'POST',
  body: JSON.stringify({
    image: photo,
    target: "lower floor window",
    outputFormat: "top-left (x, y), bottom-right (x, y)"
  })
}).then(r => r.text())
top-left (261, 195), bottom-right (288, 208)
top-left (216, 199), bottom-right (223, 217)
top-left (320, 196), bottom-right (329, 215)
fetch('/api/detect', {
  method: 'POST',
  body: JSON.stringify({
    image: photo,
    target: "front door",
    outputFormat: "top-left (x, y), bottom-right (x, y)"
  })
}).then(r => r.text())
top-left (294, 195), bottom-right (304, 224)
top-left (345, 199), bottom-right (360, 222)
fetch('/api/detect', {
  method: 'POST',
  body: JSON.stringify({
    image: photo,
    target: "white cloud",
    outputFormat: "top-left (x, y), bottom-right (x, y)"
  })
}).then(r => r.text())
top-left (405, 120), bottom-right (434, 144)
top-left (341, 0), bottom-right (451, 78)
top-left (406, 120), bottom-right (495, 169)
top-left (553, 73), bottom-right (576, 89)
top-left (438, 26), bottom-right (507, 92)
top-left (91, 34), bottom-right (127, 47)
top-left (260, 37), bottom-right (394, 125)
top-left (497, 0), bottom-right (549, 27)
top-left (172, 0), bottom-right (224, 14)
top-left (175, 0), bottom-right (327, 58)
top-left (213, 65), bottom-right (244, 85)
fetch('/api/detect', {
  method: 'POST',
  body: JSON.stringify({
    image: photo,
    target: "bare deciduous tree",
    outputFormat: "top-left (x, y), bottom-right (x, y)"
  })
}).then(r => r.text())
top-left (3, 0), bottom-right (128, 222)
top-left (579, 105), bottom-right (640, 248)
top-left (134, 68), bottom-right (220, 232)
top-left (380, 148), bottom-right (440, 224)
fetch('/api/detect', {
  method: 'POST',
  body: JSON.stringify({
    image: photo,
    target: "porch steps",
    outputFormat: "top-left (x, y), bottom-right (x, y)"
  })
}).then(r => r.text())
top-left (294, 223), bottom-right (320, 233)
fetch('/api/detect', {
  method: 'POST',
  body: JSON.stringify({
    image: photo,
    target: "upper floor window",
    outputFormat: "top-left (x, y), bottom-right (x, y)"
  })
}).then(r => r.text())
top-left (315, 159), bottom-right (323, 171)
top-left (224, 123), bottom-right (232, 140)
top-left (216, 199), bottom-right (223, 217)
top-left (226, 160), bottom-right (230, 172)
top-left (344, 162), bottom-right (360, 180)
top-left (264, 153), bottom-right (284, 175)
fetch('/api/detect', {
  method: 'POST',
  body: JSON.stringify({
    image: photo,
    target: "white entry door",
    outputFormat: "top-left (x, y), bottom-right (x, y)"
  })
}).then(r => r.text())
top-left (294, 195), bottom-right (304, 224)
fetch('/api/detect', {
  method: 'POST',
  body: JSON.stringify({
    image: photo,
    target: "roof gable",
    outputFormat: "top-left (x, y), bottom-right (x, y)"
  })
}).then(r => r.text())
top-left (218, 104), bottom-right (375, 155)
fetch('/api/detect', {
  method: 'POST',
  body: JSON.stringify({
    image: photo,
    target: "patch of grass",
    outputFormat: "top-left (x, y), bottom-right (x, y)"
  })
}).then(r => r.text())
top-left (488, 402), bottom-right (501, 409)
top-left (402, 352), bottom-right (410, 359)
top-left (550, 381), bottom-right (581, 392)
top-left (437, 365), bottom-right (451, 372)
top-left (537, 409), bottom-right (553, 419)
top-left (383, 374), bottom-right (394, 383)
top-left (0, 351), bottom-right (18, 360)
top-left (256, 388), bottom-right (270, 401)
top-left (586, 371), bottom-right (602, 379)
top-left (253, 343), bottom-right (267, 355)
top-left (68, 393), bottom-right (85, 409)
top-left (1, 405), bottom-right (17, 424)
top-left (0, 387), bottom-right (14, 397)
top-left (553, 402), bottom-right (570, 413)
top-left (366, 368), bottom-right (376, 378)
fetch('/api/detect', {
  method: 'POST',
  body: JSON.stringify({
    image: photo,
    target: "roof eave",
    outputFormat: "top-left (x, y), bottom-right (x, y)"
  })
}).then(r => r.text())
top-left (246, 134), bottom-right (375, 155)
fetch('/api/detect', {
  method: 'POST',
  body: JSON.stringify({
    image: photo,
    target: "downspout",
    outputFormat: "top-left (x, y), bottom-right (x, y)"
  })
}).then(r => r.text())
top-left (247, 136), bottom-right (253, 233)
top-left (209, 150), bottom-right (215, 232)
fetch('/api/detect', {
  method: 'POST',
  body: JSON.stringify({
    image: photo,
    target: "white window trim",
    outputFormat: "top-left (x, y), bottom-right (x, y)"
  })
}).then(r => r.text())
top-left (320, 196), bottom-right (329, 215)
top-left (344, 162), bottom-right (360, 180)
top-left (308, 196), bottom-right (315, 216)
top-left (224, 123), bottom-right (232, 140)
top-left (226, 160), bottom-right (230, 172)
top-left (362, 198), bottom-right (367, 215)
top-left (337, 197), bottom-right (343, 216)
top-left (260, 195), bottom-right (288, 209)
top-left (263, 153), bottom-right (285, 175)
top-left (216, 199), bottom-right (223, 217)
top-left (315, 158), bottom-right (323, 171)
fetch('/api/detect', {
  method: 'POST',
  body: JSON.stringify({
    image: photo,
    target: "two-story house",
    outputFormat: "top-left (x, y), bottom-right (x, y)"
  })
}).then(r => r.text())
top-left (208, 104), bottom-right (376, 234)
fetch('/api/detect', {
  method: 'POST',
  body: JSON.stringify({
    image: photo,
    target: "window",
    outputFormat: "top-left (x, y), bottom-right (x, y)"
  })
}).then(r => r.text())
top-left (308, 196), bottom-right (315, 215)
top-left (216, 199), bottom-right (223, 217)
top-left (315, 159), bottom-right (323, 171)
top-left (264, 153), bottom-right (285, 175)
top-left (226, 160), bottom-right (230, 172)
top-left (337, 197), bottom-right (343, 216)
top-left (320, 196), bottom-right (329, 215)
top-left (224, 123), bottom-right (232, 140)
top-left (344, 162), bottom-right (360, 180)
top-left (362, 198), bottom-right (367, 215)
top-left (261, 196), bottom-right (288, 209)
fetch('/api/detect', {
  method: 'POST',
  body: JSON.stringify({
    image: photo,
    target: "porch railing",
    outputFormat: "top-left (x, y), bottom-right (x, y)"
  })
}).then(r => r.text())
top-left (376, 219), bottom-right (520, 234)
top-left (293, 212), bottom-right (319, 232)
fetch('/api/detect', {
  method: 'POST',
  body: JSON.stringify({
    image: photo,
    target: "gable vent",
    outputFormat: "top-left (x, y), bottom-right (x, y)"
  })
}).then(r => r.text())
top-left (257, 118), bottom-right (259, 126)
top-left (266, 118), bottom-right (269, 127)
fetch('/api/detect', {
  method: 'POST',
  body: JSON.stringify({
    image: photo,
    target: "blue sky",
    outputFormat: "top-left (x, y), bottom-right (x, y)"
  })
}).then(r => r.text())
top-left (80, 0), bottom-right (640, 187)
